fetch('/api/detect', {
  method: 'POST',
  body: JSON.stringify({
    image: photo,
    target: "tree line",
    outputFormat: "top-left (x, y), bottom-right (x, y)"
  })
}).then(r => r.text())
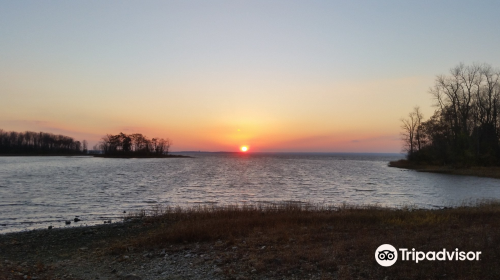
top-left (0, 129), bottom-right (87, 154)
top-left (95, 132), bottom-right (171, 156)
top-left (402, 63), bottom-right (500, 166)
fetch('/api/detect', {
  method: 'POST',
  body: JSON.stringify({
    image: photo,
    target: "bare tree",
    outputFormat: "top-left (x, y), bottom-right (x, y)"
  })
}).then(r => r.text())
top-left (405, 63), bottom-right (500, 165)
top-left (401, 107), bottom-right (424, 156)
top-left (82, 140), bottom-right (88, 153)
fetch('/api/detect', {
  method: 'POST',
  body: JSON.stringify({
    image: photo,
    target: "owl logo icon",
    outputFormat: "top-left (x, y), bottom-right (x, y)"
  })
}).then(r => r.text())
top-left (375, 244), bottom-right (398, 266)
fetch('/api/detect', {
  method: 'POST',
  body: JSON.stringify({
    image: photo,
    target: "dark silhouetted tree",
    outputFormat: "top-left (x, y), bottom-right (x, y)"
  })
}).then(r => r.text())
top-left (403, 63), bottom-right (500, 166)
top-left (0, 129), bottom-right (86, 155)
top-left (97, 132), bottom-right (172, 156)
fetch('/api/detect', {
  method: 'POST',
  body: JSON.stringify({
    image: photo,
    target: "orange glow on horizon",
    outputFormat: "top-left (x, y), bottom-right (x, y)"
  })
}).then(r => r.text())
top-left (240, 146), bottom-right (248, 152)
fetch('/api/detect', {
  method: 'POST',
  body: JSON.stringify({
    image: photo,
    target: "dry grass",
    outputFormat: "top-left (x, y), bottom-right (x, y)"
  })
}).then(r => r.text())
top-left (104, 201), bottom-right (500, 279)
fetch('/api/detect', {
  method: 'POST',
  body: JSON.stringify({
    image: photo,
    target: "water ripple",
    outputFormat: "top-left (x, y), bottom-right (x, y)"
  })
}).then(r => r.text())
top-left (1, 153), bottom-right (500, 233)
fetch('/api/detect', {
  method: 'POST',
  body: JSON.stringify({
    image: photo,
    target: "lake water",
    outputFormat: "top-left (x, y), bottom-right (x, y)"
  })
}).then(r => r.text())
top-left (1, 153), bottom-right (499, 233)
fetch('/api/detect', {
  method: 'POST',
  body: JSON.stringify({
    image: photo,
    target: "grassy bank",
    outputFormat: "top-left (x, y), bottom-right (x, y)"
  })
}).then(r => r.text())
top-left (110, 202), bottom-right (500, 279)
top-left (2, 202), bottom-right (500, 279)
top-left (389, 159), bottom-right (500, 179)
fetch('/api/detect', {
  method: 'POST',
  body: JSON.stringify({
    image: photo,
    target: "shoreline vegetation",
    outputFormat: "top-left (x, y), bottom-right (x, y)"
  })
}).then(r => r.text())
top-left (0, 153), bottom-right (92, 157)
top-left (0, 129), bottom-right (88, 155)
top-left (0, 129), bottom-right (193, 158)
top-left (1, 201), bottom-right (500, 279)
top-left (92, 154), bottom-right (191, 159)
top-left (389, 159), bottom-right (500, 179)
top-left (392, 63), bottom-right (500, 180)
top-left (96, 132), bottom-right (173, 158)
top-left (399, 63), bottom-right (500, 169)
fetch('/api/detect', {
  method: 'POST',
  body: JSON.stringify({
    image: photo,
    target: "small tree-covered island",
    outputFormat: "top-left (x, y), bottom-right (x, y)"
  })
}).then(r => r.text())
top-left (93, 132), bottom-right (189, 158)
top-left (391, 63), bottom-right (500, 178)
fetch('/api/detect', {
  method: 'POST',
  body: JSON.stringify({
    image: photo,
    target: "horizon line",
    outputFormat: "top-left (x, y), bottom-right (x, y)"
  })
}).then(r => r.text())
top-left (171, 151), bottom-right (405, 155)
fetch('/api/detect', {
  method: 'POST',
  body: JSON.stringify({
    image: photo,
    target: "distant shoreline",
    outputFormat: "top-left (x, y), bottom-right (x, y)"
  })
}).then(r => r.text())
top-left (0, 154), bottom-right (191, 158)
top-left (92, 154), bottom-right (192, 159)
top-left (0, 153), bottom-right (92, 157)
top-left (389, 159), bottom-right (500, 179)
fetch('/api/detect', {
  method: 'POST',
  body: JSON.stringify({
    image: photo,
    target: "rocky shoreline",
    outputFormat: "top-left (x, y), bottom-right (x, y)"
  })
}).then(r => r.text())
top-left (0, 220), bottom-right (226, 280)
top-left (1, 218), bottom-right (318, 280)
top-left (2, 203), bottom-right (500, 280)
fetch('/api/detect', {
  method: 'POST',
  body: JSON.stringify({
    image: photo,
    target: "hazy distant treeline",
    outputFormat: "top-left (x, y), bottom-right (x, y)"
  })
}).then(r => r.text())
top-left (96, 132), bottom-right (171, 156)
top-left (0, 129), bottom-right (87, 154)
top-left (402, 63), bottom-right (500, 166)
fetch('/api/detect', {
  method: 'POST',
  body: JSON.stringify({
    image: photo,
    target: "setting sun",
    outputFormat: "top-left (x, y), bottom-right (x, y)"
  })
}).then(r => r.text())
top-left (240, 146), bottom-right (248, 152)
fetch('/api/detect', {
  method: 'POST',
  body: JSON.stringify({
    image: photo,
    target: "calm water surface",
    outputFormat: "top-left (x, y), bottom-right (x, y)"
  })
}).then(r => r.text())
top-left (1, 153), bottom-right (499, 233)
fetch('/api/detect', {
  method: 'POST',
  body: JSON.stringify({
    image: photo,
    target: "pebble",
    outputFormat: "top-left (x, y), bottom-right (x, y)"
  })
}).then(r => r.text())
top-left (74, 218), bottom-right (81, 222)
top-left (3, 229), bottom-right (229, 280)
top-left (65, 221), bottom-right (71, 225)
top-left (214, 267), bottom-right (223, 273)
top-left (122, 274), bottom-right (142, 280)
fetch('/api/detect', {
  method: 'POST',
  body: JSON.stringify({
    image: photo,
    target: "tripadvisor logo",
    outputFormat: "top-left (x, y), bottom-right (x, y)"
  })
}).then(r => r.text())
top-left (375, 244), bottom-right (398, 267)
top-left (375, 244), bottom-right (482, 267)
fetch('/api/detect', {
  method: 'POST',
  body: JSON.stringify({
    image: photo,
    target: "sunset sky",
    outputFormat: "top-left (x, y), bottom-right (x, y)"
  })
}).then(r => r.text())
top-left (1, 1), bottom-right (500, 152)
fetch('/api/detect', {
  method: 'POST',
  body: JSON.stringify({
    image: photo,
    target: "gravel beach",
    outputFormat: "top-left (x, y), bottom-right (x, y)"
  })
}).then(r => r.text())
top-left (0, 220), bottom-right (227, 280)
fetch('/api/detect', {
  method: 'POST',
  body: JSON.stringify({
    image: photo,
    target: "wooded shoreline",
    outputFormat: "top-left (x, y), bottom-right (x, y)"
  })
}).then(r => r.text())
top-left (0, 154), bottom-right (191, 158)
top-left (92, 154), bottom-right (191, 158)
